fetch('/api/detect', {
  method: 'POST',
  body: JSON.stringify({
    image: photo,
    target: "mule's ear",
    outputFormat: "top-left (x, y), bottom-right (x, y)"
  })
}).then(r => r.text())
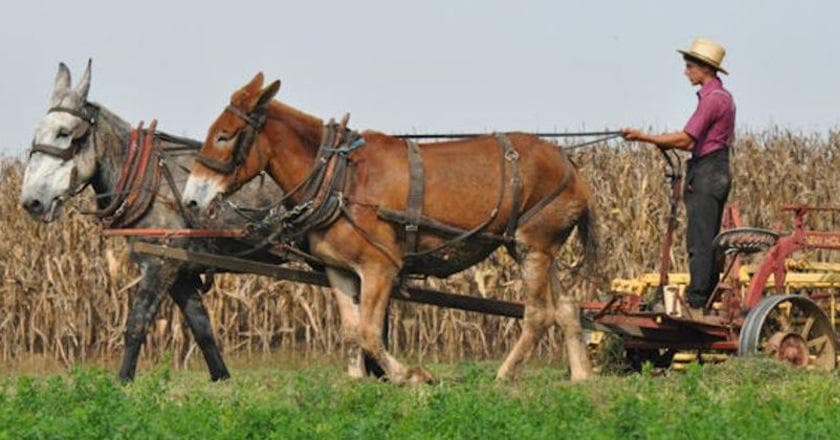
top-left (74, 58), bottom-right (92, 101)
top-left (243, 72), bottom-right (265, 94)
top-left (50, 62), bottom-right (72, 105)
top-left (254, 80), bottom-right (281, 109)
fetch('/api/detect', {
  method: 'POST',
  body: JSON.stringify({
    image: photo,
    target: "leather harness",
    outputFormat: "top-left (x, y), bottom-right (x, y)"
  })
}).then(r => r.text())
top-left (195, 105), bottom-right (268, 175)
top-left (404, 139), bottom-right (425, 253)
top-left (197, 103), bottom-right (577, 268)
top-left (30, 105), bottom-right (97, 161)
top-left (30, 104), bottom-right (199, 229)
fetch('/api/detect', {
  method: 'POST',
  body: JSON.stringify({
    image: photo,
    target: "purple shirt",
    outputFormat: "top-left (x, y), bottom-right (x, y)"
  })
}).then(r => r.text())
top-left (683, 77), bottom-right (736, 158)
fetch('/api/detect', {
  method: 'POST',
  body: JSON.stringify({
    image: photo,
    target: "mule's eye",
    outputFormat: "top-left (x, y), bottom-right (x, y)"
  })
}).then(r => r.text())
top-left (216, 133), bottom-right (231, 143)
top-left (57, 128), bottom-right (71, 139)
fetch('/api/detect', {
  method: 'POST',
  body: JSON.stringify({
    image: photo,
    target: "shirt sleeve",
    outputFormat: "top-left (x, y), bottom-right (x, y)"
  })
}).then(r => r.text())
top-left (684, 94), bottom-right (725, 141)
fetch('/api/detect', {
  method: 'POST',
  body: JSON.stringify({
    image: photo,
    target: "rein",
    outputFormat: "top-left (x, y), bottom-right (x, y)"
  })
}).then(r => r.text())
top-left (192, 103), bottom-right (584, 269)
top-left (395, 130), bottom-right (624, 152)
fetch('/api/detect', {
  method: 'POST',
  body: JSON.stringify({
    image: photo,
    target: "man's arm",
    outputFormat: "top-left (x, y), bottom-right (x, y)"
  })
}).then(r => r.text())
top-left (622, 129), bottom-right (694, 151)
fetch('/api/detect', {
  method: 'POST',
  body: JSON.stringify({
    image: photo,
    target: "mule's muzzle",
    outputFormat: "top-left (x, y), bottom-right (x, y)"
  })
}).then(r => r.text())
top-left (21, 195), bottom-right (61, 222)
top-left (184, 195), bottom-right (220, 220)
top-left (22, 197), bottom-right (45, 216)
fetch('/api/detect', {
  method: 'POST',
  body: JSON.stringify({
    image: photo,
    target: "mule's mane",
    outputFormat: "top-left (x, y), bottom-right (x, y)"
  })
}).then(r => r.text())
top-left (88, 102), bottom-right (130, 145)
top-left (266, 100), bottom-right (324, 147)
top-left (91, 102), bottom-right (201, 150)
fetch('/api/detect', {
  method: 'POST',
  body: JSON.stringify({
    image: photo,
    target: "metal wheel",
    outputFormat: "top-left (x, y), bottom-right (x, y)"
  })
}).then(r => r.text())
top-left (738, 295), bottom-right (837, 370)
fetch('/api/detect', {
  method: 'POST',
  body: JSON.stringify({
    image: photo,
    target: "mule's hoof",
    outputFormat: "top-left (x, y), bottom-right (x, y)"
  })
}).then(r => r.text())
top-left (494, 364), bottom-right (520, 383)
top-left (406, 366), bottom-right (435, 385)
top-left (570, 370), bottom-right (594, 382)
top-left (494, 372), bottom-right (518, 384)
top-left (347, 365), bottom-right (366, 379)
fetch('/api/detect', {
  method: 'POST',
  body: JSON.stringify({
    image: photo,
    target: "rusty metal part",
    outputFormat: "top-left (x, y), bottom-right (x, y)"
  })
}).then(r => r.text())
top-left (738, 294), bottom-right (836, 370)
top-left (765, 332), bottom-right (809, 367)
top-left (743, 205), bottom-right (840, 309)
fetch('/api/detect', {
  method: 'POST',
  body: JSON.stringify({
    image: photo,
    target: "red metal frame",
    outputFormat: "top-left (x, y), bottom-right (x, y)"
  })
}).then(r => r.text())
top-left (593, 203), bottom-right (840, 358)
top-left (743, 205), bottom-right (840, 309)
top-left (104, 228), bottom-right (246, 238)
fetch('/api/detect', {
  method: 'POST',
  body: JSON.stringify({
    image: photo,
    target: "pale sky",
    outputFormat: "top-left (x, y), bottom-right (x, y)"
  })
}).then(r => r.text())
top-left (2, 0), bottom-right (839, 155)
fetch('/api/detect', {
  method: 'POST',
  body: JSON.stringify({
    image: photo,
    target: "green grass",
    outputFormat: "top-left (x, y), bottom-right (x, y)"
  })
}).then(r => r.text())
top-left (1, 358), bottom-right (839, 439)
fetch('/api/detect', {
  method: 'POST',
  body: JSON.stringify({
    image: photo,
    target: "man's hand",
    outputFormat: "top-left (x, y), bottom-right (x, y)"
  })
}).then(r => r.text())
top-left (623, 128), bottom-right (644, 141)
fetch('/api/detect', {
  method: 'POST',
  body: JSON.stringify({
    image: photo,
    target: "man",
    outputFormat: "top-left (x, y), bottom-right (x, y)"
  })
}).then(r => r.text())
top-left (623, 37), bottom-right (735, 317)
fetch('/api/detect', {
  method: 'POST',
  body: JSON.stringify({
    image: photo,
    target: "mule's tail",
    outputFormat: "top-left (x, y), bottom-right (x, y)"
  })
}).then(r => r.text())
top-left (574, 205), bottom-right (599, 279)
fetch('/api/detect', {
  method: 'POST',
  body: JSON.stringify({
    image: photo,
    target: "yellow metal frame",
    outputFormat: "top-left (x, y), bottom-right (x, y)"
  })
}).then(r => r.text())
top-left (611, 259), bottom-right (840, 297)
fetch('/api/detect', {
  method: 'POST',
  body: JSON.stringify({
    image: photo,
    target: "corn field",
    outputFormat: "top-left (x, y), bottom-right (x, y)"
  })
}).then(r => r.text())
top-left (2, 130), bottom-right (840, 370)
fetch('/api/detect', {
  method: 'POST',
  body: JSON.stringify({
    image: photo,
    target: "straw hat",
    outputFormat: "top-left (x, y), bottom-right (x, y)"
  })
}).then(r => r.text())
top-left (677, 37), bottom-right (728, 75)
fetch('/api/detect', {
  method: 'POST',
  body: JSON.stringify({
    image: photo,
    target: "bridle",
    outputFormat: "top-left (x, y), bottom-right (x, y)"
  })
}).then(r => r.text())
top-left (28, 103), bottom-right (99, 197)
top-left (195, 104), bottom-right (268, 175)
top-left (30, 104), bottom-right (98, 161)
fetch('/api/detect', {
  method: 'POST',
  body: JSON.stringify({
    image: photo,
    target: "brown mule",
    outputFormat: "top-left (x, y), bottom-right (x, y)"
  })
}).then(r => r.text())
top-left (183, 72), bottom-right (598, 383)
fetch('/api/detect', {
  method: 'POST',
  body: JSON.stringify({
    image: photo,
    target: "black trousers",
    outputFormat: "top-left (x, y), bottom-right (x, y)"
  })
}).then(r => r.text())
top-left (684, 148), bottom-right (731, 307)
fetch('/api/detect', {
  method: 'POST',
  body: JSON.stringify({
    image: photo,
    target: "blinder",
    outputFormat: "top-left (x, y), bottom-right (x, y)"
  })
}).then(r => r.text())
top-left (196, 104), bottom-right (268, 175)
top-left (30, 105), bottom-right (98, 161)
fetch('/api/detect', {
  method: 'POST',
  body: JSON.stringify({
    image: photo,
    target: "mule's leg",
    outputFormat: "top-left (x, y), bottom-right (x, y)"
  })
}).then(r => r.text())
top-left (357, 268), bottom-right (433, 385)
top-left (555, 293), bottom-right (593, 382)
top-left (327, 268), bottom-right (366, 378)
top-left (169, 270), bottom-right (230, 381)
top-left (496, 251), bottom-right (558, 382)
top-left (118, 259), bottom-right (172, 382)
top-left (325, 268), bottom-right (385, 379)
top-left (367, 306), bottom-right (389, 378)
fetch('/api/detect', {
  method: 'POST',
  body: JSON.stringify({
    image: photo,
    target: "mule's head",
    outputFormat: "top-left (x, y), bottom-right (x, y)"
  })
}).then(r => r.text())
top-left (183, 72), bottom-right (280, 213)
top-left (19, 60), bottom-right (98, 222)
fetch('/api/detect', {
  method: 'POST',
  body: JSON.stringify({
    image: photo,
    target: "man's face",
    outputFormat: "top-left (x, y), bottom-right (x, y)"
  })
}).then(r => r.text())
top-left (683, 59), bottom-right (712, 86)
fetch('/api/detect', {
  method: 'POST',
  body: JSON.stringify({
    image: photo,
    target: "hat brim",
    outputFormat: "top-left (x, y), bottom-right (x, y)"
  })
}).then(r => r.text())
top-left (677, 50), bottom-right (728, 75)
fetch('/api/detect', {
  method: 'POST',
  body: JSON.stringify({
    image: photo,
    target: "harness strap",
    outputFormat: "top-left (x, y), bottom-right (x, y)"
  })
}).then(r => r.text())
top-left (495, 133), bottom-right (522, 240)
top-left (29, 105), bottom-right (98, 161)
top-left (292, 129), bottom-right (361, 235)
top-left (195, 104), bottom-right (267, 175)
top-left (30, 142), bottom-right (81, 161)
top-left (404, 139), bottom-right (425, 254)
top-left (225, 105), bottom-right (261, 127)
top-left (403, 134), bottom-right (510, 259)
top-left (518, 153), bottom-right (574, 226)
top-left (48, 106), bottom-right (96, 124)
top-left (292, 121), bottom-right (338, 204)
top-left (196, 153), bottom-right (238, 174)
top-left (340, 205), bottom-right (402, 268)
top-left (110, 123), bottom-right (150, 220)
top-left (87, 127), bottom-right (141, 217)
top-left (160, 158), bottom-right (195, 228)
top-left (109, 120), bottom-right (161, 228)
